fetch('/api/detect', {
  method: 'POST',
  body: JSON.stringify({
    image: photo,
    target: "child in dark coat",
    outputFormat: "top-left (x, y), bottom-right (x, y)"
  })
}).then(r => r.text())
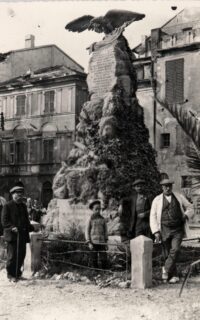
top-left (85, 199), bottom-right (108, 269)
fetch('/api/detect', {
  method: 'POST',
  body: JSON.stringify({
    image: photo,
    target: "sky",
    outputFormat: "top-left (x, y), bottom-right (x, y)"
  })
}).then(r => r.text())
top-left (0, 0), bottom-right (200, 71)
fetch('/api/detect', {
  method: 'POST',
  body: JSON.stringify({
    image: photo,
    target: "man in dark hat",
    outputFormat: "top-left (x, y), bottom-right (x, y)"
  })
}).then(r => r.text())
top-left (1, 184), bottom-right (34, 282)
top-left (119, 179), bottom-right (152, 239)
top-left (85, 199), bottom-right (108, 269)
top-left (150, 178), bottom-right (194, 284)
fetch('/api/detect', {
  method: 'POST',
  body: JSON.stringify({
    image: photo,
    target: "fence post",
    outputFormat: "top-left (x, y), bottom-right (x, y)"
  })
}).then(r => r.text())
top-left (130, 235), bottom-right (153, 289)
top-left (30, 232), bottom-right (43, 274)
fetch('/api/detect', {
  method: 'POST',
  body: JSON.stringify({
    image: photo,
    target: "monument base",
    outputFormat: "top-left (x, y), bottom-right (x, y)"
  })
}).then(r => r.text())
top-left (43, 199), bottom-right (91, 234)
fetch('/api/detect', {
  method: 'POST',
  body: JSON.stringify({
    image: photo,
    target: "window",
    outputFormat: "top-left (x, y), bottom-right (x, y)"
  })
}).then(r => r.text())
top-left (16, 95), bottom-right (26, 116)
top-left (165, 59), bottom-right (184, 104)
top-left (9, 142), bottom-right (15, 164)
top-left (30, 139), bottom-right (37, 163)
top-left (44, 91), bottom-right (55, 113)
top-left (43, 139), bottom-right (54, 162)
top-left (136, 66), bottom-right (144, 80)
top-left (160, 133), bottom-right (170, 148)
top-left (144, 65), bottom-right (151, 80)
top-left (181, 176), bottom-right (192, 188)
top-left (16, 141), bottom-right (26, 163)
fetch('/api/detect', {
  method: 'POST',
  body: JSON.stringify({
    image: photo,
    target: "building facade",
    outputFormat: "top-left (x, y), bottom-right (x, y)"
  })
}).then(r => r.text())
top-left (133, 8), bottom-right (200, 206)
top-left (0, 36), bottom-right (87, 206)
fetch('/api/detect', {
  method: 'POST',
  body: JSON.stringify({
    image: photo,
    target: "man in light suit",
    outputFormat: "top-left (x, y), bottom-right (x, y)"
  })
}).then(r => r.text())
top-left (150, 178), bottom-right (194, 284)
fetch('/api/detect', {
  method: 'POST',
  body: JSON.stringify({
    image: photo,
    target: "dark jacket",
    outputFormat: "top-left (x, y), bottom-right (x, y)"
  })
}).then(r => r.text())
top-left (129, 194), bottom-right (152, 233)
top-left (120, 193), bottom-right (152, 236)
top-left (1, 200), bottom-right (34, 243)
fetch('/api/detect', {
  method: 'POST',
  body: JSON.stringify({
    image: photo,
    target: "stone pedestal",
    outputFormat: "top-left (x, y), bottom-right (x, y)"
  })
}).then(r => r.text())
top-left (30, 232), bottom-right (43, 274)
top-left (44, 199), bottom-right (91, 234)
top-left (130, 235), bottom-right (153, 289)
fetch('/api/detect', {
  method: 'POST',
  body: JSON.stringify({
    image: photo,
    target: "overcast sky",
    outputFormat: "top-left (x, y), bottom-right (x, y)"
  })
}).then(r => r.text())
top-left (0, 0), bottom-right (200, 71)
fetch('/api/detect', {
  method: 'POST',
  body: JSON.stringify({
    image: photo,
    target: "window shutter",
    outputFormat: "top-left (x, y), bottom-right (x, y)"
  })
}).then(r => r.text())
top-left (16, 142), bottom-right (20, 163)
top-left (31, 93), bottom-right (38, 115)
top-left (9, 141), bottom-right (15, 164)
top-left (49, 139), bottom-right (54, 162)
top-left (20, 142), bottom-right (25, 163)
top-left (43, 139), bottom-right (54, 162)
top-left (50, 91), bottom-right (55, 112)
top-left (16, 95), bottom-right (26, 116)
top-left (16, 141), bottom-right (26, 163)
top-left (166, 58), bottom-right (184, 104)
top-left (175, 59), bottom-right (184, 103)
top-left (30, 139), bottom-right (37, 163)
top-left (44, 91), bottom-right (54, 113)
top-left (43, 140), bottom-right (48, 161)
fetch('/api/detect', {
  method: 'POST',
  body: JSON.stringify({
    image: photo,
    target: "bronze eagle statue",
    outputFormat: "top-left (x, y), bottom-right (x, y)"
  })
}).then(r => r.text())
top-left (65, 9), bottom-right (145, 34)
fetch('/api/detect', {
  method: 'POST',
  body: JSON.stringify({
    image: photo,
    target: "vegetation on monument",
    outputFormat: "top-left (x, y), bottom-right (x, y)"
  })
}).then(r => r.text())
top-left (83, 93), bottom-right (161, 202)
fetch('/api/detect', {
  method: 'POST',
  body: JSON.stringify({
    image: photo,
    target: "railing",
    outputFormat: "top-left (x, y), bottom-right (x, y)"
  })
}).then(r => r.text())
top-left (31, 234), bottom-right (130, 281)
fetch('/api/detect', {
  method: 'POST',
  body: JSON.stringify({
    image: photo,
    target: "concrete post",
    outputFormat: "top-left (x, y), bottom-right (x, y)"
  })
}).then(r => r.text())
top-left (30, 232), bottom-right (43, 274)
top-left (130, 235), bottom-right (153, 289)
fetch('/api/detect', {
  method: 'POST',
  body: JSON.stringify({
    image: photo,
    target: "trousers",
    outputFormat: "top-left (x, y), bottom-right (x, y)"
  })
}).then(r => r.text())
top-left (162, 231), bottom-right (183, 278)
top-left (6, 235), bottom-right (27, 278)
top-left (90, 244), bottom-right (107, 269)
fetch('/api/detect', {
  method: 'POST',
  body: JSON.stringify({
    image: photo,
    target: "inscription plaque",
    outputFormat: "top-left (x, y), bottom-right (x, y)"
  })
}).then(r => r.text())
top-left (87, 44), bottom-right (117, 98)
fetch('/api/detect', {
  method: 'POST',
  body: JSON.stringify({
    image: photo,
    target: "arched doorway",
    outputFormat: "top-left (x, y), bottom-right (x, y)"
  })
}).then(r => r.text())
top-left (41, 181), bottom-right (53, 208)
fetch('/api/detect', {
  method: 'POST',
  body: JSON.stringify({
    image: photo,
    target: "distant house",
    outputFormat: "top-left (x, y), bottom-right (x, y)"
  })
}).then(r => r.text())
top-left (0, 35), bottom-right (88, 206)
top-left (132, 8), bottom-right (200, 204)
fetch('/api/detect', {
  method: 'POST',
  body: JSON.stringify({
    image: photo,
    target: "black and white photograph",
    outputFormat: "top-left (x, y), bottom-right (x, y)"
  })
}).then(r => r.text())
top-left (0, 0), bottom-right (200, 319)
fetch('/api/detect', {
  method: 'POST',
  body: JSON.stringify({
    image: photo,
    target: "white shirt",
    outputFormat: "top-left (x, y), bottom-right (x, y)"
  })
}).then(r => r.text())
top-left (164, 195), bottom-right (172, 203)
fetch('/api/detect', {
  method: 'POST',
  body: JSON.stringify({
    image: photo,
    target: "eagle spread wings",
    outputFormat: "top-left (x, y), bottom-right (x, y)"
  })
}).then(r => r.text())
top-left (65, 9), bottom-right (145, 34)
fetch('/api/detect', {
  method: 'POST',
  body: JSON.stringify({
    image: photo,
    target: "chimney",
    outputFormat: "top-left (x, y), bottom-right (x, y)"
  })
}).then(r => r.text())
top-left (25, 35), bottom-right (35, 49)
top-left (151, 28), bottom-right (161, 59)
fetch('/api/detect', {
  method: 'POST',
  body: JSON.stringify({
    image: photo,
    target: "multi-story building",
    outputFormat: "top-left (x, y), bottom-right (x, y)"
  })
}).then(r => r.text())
top-left (0, 35), bottom-right (87, 206)
top-left (133, 8), bottom-right (200, 205)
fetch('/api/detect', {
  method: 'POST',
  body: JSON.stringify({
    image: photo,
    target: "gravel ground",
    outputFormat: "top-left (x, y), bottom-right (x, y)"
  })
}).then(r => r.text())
top-left (1, 237), bottom-right (200, 320)
top-left (0, 267), bottom-right (200, 320)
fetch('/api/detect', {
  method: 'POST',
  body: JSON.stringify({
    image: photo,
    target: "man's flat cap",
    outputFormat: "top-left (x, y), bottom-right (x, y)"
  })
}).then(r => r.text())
top-left (133, 179), bottom-right (145, 186)
top-left (89, 199), bottom-right (101, 210)
top-left (160, 179), bottom-right (174, 185)
top-left (10, 186), bottom-right (24, 194)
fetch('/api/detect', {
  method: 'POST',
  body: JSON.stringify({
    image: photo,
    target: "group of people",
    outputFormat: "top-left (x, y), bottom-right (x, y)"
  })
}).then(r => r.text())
top-left (26, 197), bottom-right (46, 224)
top-left (86, 177), bottom-right (194, 284)
top-left (0, 176), bottom-right (194, 284)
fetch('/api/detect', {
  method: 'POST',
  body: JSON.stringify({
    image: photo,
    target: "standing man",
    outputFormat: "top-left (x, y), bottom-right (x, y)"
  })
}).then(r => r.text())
top-left (150, 178), bottom-right (194, 283)
top-left (1, 184), bottom-right (34, 282)
top-left (119, 179), bottom-right (152, 239)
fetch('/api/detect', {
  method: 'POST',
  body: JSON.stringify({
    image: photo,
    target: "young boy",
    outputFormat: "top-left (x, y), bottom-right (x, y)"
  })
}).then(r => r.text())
top-left (85, 199), bottom-right (108, 269)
